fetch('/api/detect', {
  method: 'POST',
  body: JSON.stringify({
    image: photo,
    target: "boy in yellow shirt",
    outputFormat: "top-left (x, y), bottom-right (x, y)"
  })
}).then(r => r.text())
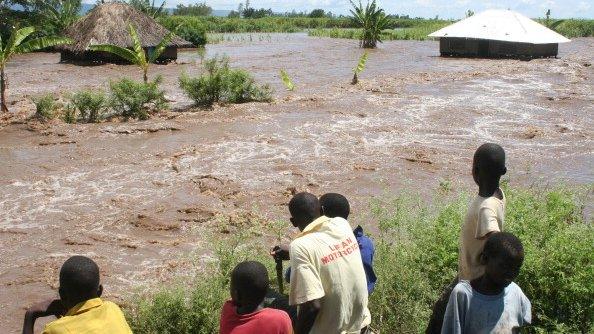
top-left (22, 256), bottom-right (132, 334)
top-left (427, 143), bottom-right (507, 333)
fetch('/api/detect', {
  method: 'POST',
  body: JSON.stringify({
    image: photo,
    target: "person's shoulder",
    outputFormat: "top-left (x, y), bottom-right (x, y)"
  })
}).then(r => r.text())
top-left (506, 282), bottom-right (529, 299)
top-left (259, 308), bottom-right (292, 324)
top-left (452, 280), bottom-right (473, 296)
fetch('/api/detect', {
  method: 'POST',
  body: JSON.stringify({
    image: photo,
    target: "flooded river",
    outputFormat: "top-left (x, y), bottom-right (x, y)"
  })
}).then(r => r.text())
top-left (0, 34), bottom-right (593, 332)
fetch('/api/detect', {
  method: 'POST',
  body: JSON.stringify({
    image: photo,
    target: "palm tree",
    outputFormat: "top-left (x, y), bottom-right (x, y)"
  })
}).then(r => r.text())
top-left (0, 26), bottom-right (72, 112)
top-left (127, 0), bottom-right (166, 18)
top-left (89, 24), bottom-right (174, 83)
top-left (350, 0), bottom-right (390, 48)
top-left (37, 0), bottom-right (82, 35)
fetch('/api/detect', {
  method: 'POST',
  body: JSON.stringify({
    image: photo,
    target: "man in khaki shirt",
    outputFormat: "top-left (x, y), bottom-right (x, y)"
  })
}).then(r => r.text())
top-left (272, 192), bottom-right (370, 334)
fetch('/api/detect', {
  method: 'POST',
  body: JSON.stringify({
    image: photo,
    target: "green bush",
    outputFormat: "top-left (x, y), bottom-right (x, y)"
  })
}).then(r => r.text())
top-left (33, 94), bottom-right (57, 119)
top-left (159, 16), bottom-right (208, 46)
top-left (71, 90), bottom-right (107, 123)
top-left (125, 187), bottom-right (594, 334)
top-left (180, 56), bottom-right (272, 107)
top-left (109, 77), bottom-right (167, 120)
top-left (61, 103), bottom-right (77, 124)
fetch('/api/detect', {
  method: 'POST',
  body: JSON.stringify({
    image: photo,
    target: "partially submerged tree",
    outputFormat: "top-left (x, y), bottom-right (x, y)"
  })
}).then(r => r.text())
top-left (350, 0), bottom-right (390, 48)
top-left (0, 26), bottom-right (71, 112)
top-left (89, 24), bottom-right (174, 83)
top-left (352, 51), bottom-right (368, 84)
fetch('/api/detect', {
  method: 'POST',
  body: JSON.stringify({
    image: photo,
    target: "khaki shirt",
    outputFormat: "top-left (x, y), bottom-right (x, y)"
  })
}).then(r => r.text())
top-left (289, 216), bottom-right (371, 334)
top-left (458, 190), bottom-right (506, 281)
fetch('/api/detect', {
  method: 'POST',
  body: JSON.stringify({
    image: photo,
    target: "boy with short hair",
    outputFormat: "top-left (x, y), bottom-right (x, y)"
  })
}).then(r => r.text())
top-left (319, 193), bottom-right (377, 294)
top-left (22, 255), bottom-right (132, 334)
top-left (441, 232), bottom-right (531, 333)
top-left (220, 261), bottom-right (293, 334)
top-left (459, 143), bottom-right (507, 281)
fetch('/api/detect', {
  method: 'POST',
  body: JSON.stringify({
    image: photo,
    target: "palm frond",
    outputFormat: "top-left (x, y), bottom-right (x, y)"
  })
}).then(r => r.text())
top-left (353, 52), bottom-right (368, 75)
top-left (89, 44), bottom-right (139, 64)
top-left (149, 31), bottom-right (174, 63)
top-left (279, 69), bottom-right (295, 91)
top-left (15, 36), bottom-right (73, 53)
top-left (5, 26), bottom-right (36, 55)
top-left (128, 24), bottom-right (146, 64)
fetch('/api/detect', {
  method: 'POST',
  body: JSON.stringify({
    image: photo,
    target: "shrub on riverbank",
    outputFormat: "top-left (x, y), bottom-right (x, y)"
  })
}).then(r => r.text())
top-left (33, 94), bottom-right (57, 119)
top-left (109, 77), bottom-right (167, 120)
top-left (180, 56), bottom-right (272, 107)
top-left (125, 186), bottom-right (594, 333)
top-left (71, 90), bottom-right (107, 123)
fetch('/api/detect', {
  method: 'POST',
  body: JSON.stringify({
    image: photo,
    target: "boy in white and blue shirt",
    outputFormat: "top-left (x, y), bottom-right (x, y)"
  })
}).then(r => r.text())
top-left (442, 232), bottom-right (531, 334)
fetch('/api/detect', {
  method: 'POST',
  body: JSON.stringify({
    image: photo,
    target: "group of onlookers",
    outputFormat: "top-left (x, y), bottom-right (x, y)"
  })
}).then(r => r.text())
top-left (22, 143), bottom-right (532, 334)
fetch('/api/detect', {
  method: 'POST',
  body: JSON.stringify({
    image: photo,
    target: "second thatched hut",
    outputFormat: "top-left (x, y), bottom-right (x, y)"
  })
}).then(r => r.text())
top-left (59, 2), bottom-right (193, 63)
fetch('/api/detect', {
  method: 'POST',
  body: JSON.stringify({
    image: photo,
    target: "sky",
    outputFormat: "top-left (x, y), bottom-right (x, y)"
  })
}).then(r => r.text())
top-left (131, 0), bottom-right (594, 19)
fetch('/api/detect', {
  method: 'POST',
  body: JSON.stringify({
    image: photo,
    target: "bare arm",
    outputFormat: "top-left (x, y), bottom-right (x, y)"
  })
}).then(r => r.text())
top-left (295, 299), bottom-right (321, 334)
top-left (22, 299), bottom-right (66, 334)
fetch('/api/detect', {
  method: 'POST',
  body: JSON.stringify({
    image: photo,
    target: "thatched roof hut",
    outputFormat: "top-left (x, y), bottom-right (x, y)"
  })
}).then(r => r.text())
top-left (429, 9), bottom-right (570, 59)
top-left (59, 2), bottom-right (193, 62)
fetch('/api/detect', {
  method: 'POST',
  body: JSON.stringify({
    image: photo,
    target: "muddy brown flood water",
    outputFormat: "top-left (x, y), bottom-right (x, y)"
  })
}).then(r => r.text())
top-left (0, 34), bottom-right (593, 332)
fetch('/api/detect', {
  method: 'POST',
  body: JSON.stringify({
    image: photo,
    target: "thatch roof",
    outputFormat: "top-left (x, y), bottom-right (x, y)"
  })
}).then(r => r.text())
top-left (429, 9), bottom-right (570, 44)
top-left (60, 2), bottom-right (193, 53)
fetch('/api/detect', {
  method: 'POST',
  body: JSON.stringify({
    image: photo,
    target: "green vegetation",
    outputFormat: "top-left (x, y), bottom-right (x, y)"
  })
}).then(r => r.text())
top-left (279, 69), bottom-right (295, 91)
top-left (33, 93), bottom-right (57, 119)
top-left (309, 20), bottom-right (452, 41)
top-left (0, 26), bottom-right (71, 112)
top-left (180, 56), bottom-right (272, 107)
top-left (127, 0), bottom-right (166, 19)
top-left (61, 103), bottom-right (77, 124)
top-left (90, 24), bottom-right (174, 83)
top-left (350, 0), bottom-right (390, 48)
top-left (71, 90), bottom-right (107, 123)
top-left (35, 0), bottom-right (82, 36)
top-left (125, 186), bottom-right (593, 333)
top-left (173, 2), bottom-right (212, 16)
top-left (109, 77), bottom-right (167, 120)
top-left (542, 19), bottom-right (594, 38)
top-left (158, 16), bottom-right (208, 46)
top-left (352, 52), bottom-right (368, 84)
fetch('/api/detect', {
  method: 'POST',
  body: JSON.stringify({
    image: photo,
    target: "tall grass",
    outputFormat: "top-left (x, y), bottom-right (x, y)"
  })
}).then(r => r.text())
top-left (125, 186), bottom-right (593, 334)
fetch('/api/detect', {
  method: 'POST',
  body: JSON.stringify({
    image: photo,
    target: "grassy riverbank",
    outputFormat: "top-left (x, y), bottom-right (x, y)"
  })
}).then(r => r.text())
top-left (125, 185), bottom-right (594, 334)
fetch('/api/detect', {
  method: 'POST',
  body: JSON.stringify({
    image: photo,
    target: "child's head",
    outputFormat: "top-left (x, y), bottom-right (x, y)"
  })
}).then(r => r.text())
top-left (472, 143), bottom-right (506, 185)
top-left (481, 232), bottom-right (524, 288)
top-left (230, 261), bottom-right (269, 308)
top-left (320, 193), bottom-right (350, 219)
top-left (288, 192), bottom-right (321, 231)
top-left (59, 256), bottom-right (103, 309)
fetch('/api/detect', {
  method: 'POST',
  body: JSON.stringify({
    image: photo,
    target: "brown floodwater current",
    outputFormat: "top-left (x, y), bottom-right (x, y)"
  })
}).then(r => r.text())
top-left (0, 34), bottom-right (593, 332)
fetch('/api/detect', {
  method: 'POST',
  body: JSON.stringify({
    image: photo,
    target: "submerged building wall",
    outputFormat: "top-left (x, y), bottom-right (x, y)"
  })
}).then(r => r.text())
top-left (439, 38), bottom-right (559, 58)
top-left (61, 47), bottom-right (179, 63)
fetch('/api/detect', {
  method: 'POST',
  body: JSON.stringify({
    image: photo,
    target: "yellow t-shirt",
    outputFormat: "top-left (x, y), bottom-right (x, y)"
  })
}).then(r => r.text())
top-left (289, 216), bottom-right (371, 334)
top-left (458, 189), bottom-right (506, 281)
top-left (42, 298), bottom-right (132, 334)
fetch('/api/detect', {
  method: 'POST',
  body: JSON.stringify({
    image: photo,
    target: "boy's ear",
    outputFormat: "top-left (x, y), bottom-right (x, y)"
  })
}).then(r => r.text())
top-left (479, 252), bottom-right (488, 265)
top-left (501, 166), bottom-right (507, 176)
top-left (97, 284), bottom-right (103, 297)
top-left (58, 286), bottom-right (65, 301)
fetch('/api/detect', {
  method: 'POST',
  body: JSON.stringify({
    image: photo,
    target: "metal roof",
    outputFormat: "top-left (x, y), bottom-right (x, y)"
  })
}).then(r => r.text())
top-left (428, 9), bottom-right (571, 44)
